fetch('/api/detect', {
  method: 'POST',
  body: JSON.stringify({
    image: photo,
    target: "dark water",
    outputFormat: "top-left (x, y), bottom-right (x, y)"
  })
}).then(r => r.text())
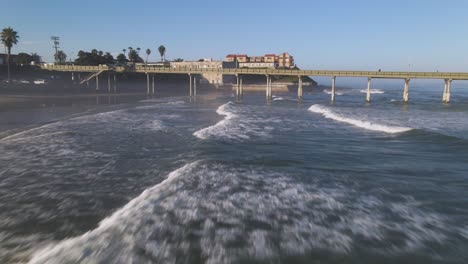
top-left (0, 82), bottom-right (467, 263)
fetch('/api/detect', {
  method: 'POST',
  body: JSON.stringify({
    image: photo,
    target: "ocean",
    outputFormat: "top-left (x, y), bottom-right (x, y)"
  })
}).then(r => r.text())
top-left (0, 80), bottom-right (467, 264)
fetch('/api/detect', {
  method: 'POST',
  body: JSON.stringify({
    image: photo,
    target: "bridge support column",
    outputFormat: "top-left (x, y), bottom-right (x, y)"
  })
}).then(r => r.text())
top-left (152, 75), bottom-right (155, 95)
top-left (443, 79), bottom-right (452, 103)
top-left (194, 76), bottom-right (197, 96)
top-left (403, 78), bottom-right (410, 103)
top-left (236, 74), bottom-right (240, 97)
top-left (108, 73), bottom-right (111, 93)
top-left (298, 75), bottom-right (303, 99)
top-left (113, 74), bottom-right (117, 93)
top-left (146, 73), bottom-right (150, 95)
top-left (331, 76), bottom-right (336, 102)
top-left (78, 72), bottom-right (81, 81)
top-left (240, 76), bottom-right (243, 97)
top-left (366, 77), bottom-right (371, 102)
top-left (72, 72), bottom-right (74, 82)
top-left (189, 74), bottom-right (193, 97)
top-left (266, 75), bottom-right (272, 99)
top-left (96, 74), bottom-right (99, 91)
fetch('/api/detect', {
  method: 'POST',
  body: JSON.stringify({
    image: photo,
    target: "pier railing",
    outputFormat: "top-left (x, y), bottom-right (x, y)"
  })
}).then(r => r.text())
top-left (39, 64), bottom-right (467, 103)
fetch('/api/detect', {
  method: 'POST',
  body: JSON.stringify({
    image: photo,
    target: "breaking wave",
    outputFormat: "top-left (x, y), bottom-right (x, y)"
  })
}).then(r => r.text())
top-left (28, 161), bottom-right (451, 264)
top-left (360, 89), bottom-right (385, 94)
top-left (193, 102), bottom-right (272, 141)
top-left (308, 104), bottom-right (412, 133)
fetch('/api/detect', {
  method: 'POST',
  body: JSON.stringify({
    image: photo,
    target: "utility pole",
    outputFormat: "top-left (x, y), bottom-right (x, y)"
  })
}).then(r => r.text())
top-left (51, 36), bottom-right (60, 63)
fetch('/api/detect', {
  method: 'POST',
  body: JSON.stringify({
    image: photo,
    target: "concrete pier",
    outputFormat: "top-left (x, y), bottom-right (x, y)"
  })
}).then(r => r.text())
top-left (366, 77), bottom-right (371, 102)
top-left (298, 75), bottom-right (303, 99)
top-left (403, 78), bottom-right (410, 102)
top-left (152, 75), bottom-right (155, 95)
top-left (113, 74), bottom-right (117, 93)
top-left (194, 76), bottom-right (197, 96)
top-left (189, 74), bottom-right (193, 97)
top-left (240, 76), bottom-right (243, 96)
top-left (146, 73), bottom-right (150, 95)
top-left (266, 75), bottom-right (272, 99)
top-left (443, 79), bottom-right (452, 103)
top-left (236, 74), bottom-right (240, 97)
top-left (96, 75), bottom-right (99, 91)
top-left (107, 73), bottom-right (111, 93)
top-left (331, 76), bottom-right (336, 102)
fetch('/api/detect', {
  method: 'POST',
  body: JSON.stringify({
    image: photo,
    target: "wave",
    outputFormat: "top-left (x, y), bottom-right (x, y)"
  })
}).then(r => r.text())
top-left (323, 89), bottom-right (344, 96)
top-left (308, 104), bottom-right (412, 133)
top-left (272, 95), bottom-right (285, 101)
top-left (193, 102), bottom-right (271, 141)
top-left (360, 89), bottom-right (385, 94)
top-left (28, 161), bottom-right (452, 263)
top-left (136, 100), bottom-right (185, 110)
top-left (193, 102), bottom-right (239, 140)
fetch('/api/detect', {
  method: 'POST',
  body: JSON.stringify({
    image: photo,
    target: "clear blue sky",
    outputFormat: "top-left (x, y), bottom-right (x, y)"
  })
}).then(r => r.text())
top-left (3, 0), bottom-right (468, 71)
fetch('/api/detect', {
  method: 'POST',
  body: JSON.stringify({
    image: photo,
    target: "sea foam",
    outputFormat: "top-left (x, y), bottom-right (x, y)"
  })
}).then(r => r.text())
top-left (193, 102), bottom-right (271, 141)
top-left (27, 161), bottom-right (451, 264)
top-left (360, 89), bottom-right (385, 94)
top-left (308, 104), bottom-right (412, 133)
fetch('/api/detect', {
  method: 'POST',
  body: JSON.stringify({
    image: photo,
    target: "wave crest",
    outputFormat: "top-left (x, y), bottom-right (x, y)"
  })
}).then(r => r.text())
top-left (308, 104), bottom-right (412, 133)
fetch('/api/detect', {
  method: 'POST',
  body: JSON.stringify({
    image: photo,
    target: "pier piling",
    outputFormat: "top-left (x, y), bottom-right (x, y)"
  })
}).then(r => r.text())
top-left (403, 78), bottom-right (410, 103)
top-left (240, 76), bottom-right (243, 97)
top-left (189, 74), bottom-right (193, 97)
top-left (298, 75), bottom-right (303, 99)
top-left (152, 75), bottom-right (155, 95)
top-left (108, 73), bottom-right (111, 93)
top-left (113, 74), bottom-right (117, 93)
top-left (443, 79), bottom-right (452, 103)
top-left (146, 73), bottom-right (150, 95)
top-left (366, 77), bottom-right (371, 102)
top-left (194, 76), bottom-right (197, 96)
top-left (236, 74), bottom-right (240, 97)
top-left (331, 76), bottom-right (336, 102)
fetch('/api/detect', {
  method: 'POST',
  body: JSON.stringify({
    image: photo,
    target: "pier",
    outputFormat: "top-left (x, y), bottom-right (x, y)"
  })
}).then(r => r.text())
top-left (41, 64), bottom-right (468, 103)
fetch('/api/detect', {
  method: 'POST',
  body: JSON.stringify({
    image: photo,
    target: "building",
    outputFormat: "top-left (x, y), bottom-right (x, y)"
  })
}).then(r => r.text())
top-left (239, 62), bottom-right (275, 68)
top-left (277, 52), bottom-right (294, 68)
top-left (0, 53), bottom-right (18, 65)
top-left (225, 54), bottom-right (236, 62)
top-left (264, 54), bottom-right (276, 63)
top-left (170, 60), bottom-right (236, 85)
top-left (224, 52), bottom-right (295, 68)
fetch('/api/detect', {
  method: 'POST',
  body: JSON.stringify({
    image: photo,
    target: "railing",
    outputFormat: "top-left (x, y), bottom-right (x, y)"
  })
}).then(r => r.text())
top-left (40, 64), bottom-right (468, 80)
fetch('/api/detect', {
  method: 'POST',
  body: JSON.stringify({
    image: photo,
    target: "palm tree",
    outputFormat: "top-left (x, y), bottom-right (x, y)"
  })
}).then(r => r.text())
top-left (158, 45), bottom-right (166, 62)
top-left (55, 50), bottom-right (67, 64)
top-left (145, 49), bottom-right (151, 64)
top-left (1, 27), bottom-right (19, 81)
top-left (127, 47), bottom-right (133, 61)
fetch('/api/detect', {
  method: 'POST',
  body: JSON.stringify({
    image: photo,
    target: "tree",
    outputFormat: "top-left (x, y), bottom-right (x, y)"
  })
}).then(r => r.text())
top-left (128, 49), bottom-right (143, 63)
top-left (173, 58), bottom-right (184, 62)
top-left (104, 52), bottom-right (114, 64)
top-left (16, 53), bottom-right (33, 65)
top-left (30, 53), bottom-right (41, 64)
top-left (158, 45), bottom-right (166, 62)
top-left (55, 50), bottom-right (67, 64)
top-left (145, 48), bottom-right (151, 64)
top-left (91, 49), bottom-right (98, 55)
top-left (98, 50), bottom-right (103, 56)
top-left (1, 27), bottom-right (19, 81)
top-left (116, 53), bottom-right (128, 63)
